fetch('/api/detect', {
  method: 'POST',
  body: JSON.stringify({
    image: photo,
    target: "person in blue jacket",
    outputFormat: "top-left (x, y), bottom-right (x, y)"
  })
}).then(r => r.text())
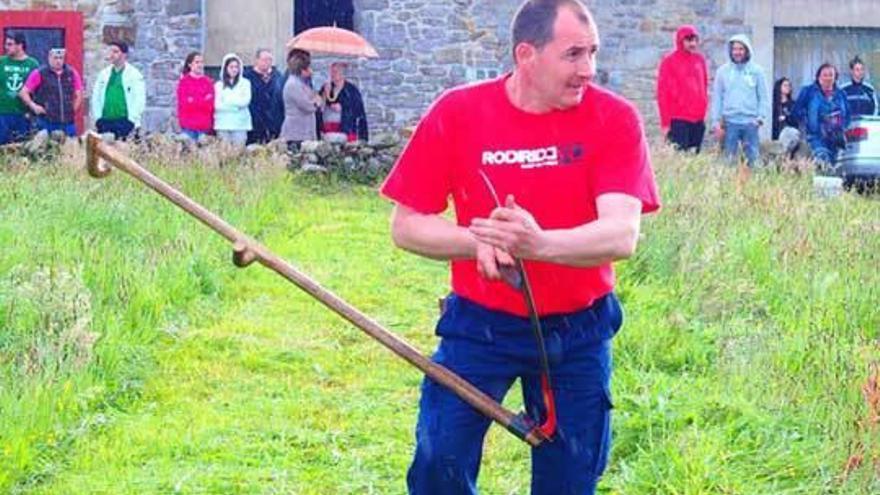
top-left (841, 56), bottom-right (877, 118)
top-left (805, 63), bottom-right (850, 167)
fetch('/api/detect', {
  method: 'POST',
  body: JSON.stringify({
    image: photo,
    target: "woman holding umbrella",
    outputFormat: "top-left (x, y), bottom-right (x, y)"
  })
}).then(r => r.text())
top-left (280, 49), bottom-right (323, 150)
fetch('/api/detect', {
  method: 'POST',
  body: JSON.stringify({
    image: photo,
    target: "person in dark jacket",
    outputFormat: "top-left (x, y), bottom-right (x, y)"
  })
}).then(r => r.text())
top-left (18, 47), bottom-right (83, 136)
top-left (320, 62), bottom-right (368, 142)
top-left (841, 56), bottom-right (877, 118)
top-left (655, 25), bottom-right (708, 152)
top-left (244, 48), bottom-right (283, 144)
top-left (771, 77), bottom-right (796, 140)
top-left (806, 63), bottom-right (850, 166)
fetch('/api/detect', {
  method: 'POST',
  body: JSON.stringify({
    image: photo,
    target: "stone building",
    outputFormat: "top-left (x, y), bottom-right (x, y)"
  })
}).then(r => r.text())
top-left (0, 0), bottom-right (878, 136)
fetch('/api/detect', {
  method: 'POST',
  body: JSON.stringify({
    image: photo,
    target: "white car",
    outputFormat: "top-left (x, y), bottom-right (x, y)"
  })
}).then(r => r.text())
top-left (838, 115), bottom-right (880, 191)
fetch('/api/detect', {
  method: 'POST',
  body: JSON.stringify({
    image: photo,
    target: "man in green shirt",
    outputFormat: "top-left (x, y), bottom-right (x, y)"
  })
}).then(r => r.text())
top-left (90, 42), bottom-right (145, 140)
top-left (0, 33), bottom-right (39, 144)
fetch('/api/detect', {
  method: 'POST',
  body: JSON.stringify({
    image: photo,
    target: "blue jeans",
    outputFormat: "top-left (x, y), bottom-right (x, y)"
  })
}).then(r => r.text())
top-left (722, 122), bottom-right (760, 168)
top-left (0, 113), bottom-right (32, 144)
top-left (35, 117), bottom-right (76, 137)
top-left (807, 137), bottom-right (840, 168)
top-left (181, 128), bottom-right (206, 141)
top-left (407, 293), bottom-right (622, 495)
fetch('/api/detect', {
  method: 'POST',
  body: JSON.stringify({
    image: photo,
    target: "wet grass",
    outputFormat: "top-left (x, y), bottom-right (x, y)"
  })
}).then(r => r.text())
top-left (1, 145), bottom-right (878, 493)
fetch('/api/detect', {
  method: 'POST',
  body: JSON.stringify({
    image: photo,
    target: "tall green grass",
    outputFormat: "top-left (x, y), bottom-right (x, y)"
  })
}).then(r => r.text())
top-left (1, 145), bottom-right (878, 493)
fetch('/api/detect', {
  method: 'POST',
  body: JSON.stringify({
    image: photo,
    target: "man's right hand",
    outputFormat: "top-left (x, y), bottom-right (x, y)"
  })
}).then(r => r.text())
top-left (31, 104), bottom-right (46, 115)
top-left (476, 242), bottom-right (515, 281)
top-left (713, 124), bottom-right (724, 140)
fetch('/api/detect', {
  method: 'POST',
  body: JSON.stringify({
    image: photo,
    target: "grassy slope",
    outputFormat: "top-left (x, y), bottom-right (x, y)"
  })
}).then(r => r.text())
top-left (2, 148), bottom-right (878, 494)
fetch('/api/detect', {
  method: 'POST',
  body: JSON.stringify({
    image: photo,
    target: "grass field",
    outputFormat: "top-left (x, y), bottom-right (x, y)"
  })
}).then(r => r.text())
top-left (1, 144), bottom-right (878, 494)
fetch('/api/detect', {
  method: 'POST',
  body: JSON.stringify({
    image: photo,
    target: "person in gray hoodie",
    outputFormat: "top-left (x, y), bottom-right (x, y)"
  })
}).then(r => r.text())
top-left (710, 34), bottom-right (769, 168)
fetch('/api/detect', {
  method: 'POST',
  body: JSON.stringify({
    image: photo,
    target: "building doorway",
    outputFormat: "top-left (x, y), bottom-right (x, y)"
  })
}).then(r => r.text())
top-left (775, 27), bottom-right (880, 89)
top-left (0, 11), bottom-right (84, 133)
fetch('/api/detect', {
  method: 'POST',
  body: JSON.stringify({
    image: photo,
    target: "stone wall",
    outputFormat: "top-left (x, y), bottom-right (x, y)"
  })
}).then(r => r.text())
top-left (0, 0), bottom-right (201, 132)
top-left (350, 0), bottom-right (750, 134)
top-left (4, 0), bottom-right (878, 137)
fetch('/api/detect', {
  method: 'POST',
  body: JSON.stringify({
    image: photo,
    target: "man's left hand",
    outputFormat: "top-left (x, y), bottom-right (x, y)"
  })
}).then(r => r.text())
top-left (469, 195), bottom-right (547, 259)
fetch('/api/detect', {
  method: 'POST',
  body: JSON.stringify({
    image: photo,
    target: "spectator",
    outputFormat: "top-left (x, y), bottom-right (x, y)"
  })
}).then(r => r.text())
top-left (321, 62), bottom-right (368, 142)
top-left (176, 51), bottom-right (214, 141)
top-left (710, 34), bottom-right (769, 168)
top-left (656, 25), bottom-right (708, 153)
top-left (806, 63), bottom-right (850, 166)
top-left (90, 41), bottom-right (145, 140)
top-left (841, 56), bottom-right (877, 118)
top-left (213, 53), bottom-right (252, 147)
top-left (0, 33), bottom-right (39, 144)
top-left (280, 49), bottom-right (323, 150)
top-left (244, 48), bottom-right (283, 144)
top-left (771, 77), bottom-right (796, 140)
top-left (18, 47), bottom-right (83, 137)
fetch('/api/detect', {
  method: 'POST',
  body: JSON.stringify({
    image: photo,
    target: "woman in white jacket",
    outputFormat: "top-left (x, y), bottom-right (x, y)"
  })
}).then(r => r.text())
top-left (214, 53), bottom-right (252, 146)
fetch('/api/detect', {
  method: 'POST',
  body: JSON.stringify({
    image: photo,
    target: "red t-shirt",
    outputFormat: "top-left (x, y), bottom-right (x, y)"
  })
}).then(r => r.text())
top-left (381, 75), bottom-right (660, 317)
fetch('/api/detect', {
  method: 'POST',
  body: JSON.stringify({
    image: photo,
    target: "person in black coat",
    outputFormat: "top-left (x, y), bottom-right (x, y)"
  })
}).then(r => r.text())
top-left (243, 49), bottom-right (283, 144)
top-left (772, 77), bottom-right (796, 140)
top-left (320, 62), bottom-right (368, 142)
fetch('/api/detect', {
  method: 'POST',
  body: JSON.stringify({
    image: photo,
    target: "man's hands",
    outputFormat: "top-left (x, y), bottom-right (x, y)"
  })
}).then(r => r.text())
top-left (475, 241), bottom-right (515, 281)
top-left (470, 195), bottom-right (547, 260)
top-left (30, 103), bottom-right (46, 115)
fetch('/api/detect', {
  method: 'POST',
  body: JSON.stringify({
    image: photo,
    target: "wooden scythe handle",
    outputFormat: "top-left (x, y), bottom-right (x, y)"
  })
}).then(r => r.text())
top-left (85, 132), bottom-right (546, 448)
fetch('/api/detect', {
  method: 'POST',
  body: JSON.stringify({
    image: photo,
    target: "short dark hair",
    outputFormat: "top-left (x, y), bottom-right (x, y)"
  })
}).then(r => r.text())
top-left (7, 32), bottom-right (27, 50)
top-left (287, 48), bottom-right (311, 75)
top-left (255, 48), bottom-right (272, 59)
top-left (511, 0), bottom-right (590, 59)
top-left (109, 41), bottom-right (129, 54)
top-left (850, 56), bottom-right (864, 70)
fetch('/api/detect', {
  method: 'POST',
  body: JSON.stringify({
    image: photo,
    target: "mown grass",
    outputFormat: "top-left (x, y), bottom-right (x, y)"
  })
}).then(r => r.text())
top-left (1, 144), bottom-right (878, 494)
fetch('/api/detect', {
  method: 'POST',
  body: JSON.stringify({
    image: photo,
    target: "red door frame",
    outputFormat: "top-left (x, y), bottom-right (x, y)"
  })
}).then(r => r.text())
top-left (0, 11), bottom-right (84, 132)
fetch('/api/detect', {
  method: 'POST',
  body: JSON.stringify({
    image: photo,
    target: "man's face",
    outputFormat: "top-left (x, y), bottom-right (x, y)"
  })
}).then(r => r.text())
top-left (819, 67), bottom-right (836, 91)
top-left (255, 51), bottom-right (273, 72)
top-left (5, 38), bottom-right (22, 57)
top-left (851, 63), bottom-right (865, 83)
top-left (523, 5), bottom-right (598, 110)
top-left (48, 51), bottom-right (65, 70)
top-left (107, 45), bottom-right (125, 65)
top-left (683, 35), bottom-right (699, 53)
top-left (731, 42), bottom-right (747, 63)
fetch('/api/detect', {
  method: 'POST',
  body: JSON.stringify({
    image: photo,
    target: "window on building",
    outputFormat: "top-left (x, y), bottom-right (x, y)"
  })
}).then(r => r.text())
top-left (294, 0), bottom-right (354, 34)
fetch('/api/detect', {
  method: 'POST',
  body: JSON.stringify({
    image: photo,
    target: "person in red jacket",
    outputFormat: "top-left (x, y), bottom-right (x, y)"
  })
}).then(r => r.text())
top-left (176, 51), bottom-right (214, 140)
top-left (656, 25), bottom-right (709, 152)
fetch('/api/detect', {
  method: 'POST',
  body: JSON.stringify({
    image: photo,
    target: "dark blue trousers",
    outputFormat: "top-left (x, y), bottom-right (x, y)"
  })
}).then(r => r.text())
top-left (407, 293), bottom-right (622, 495)
top-left (96, 118), bottom-right (134, 140)
top-left (0, 113), bottom-right (32, 144)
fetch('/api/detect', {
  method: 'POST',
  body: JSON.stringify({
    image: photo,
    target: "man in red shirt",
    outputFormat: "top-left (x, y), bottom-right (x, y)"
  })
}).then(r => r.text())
top-left (381, 1), bottom-right (659, 493)
top-left (656, 25), bottom-right (709, 153)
